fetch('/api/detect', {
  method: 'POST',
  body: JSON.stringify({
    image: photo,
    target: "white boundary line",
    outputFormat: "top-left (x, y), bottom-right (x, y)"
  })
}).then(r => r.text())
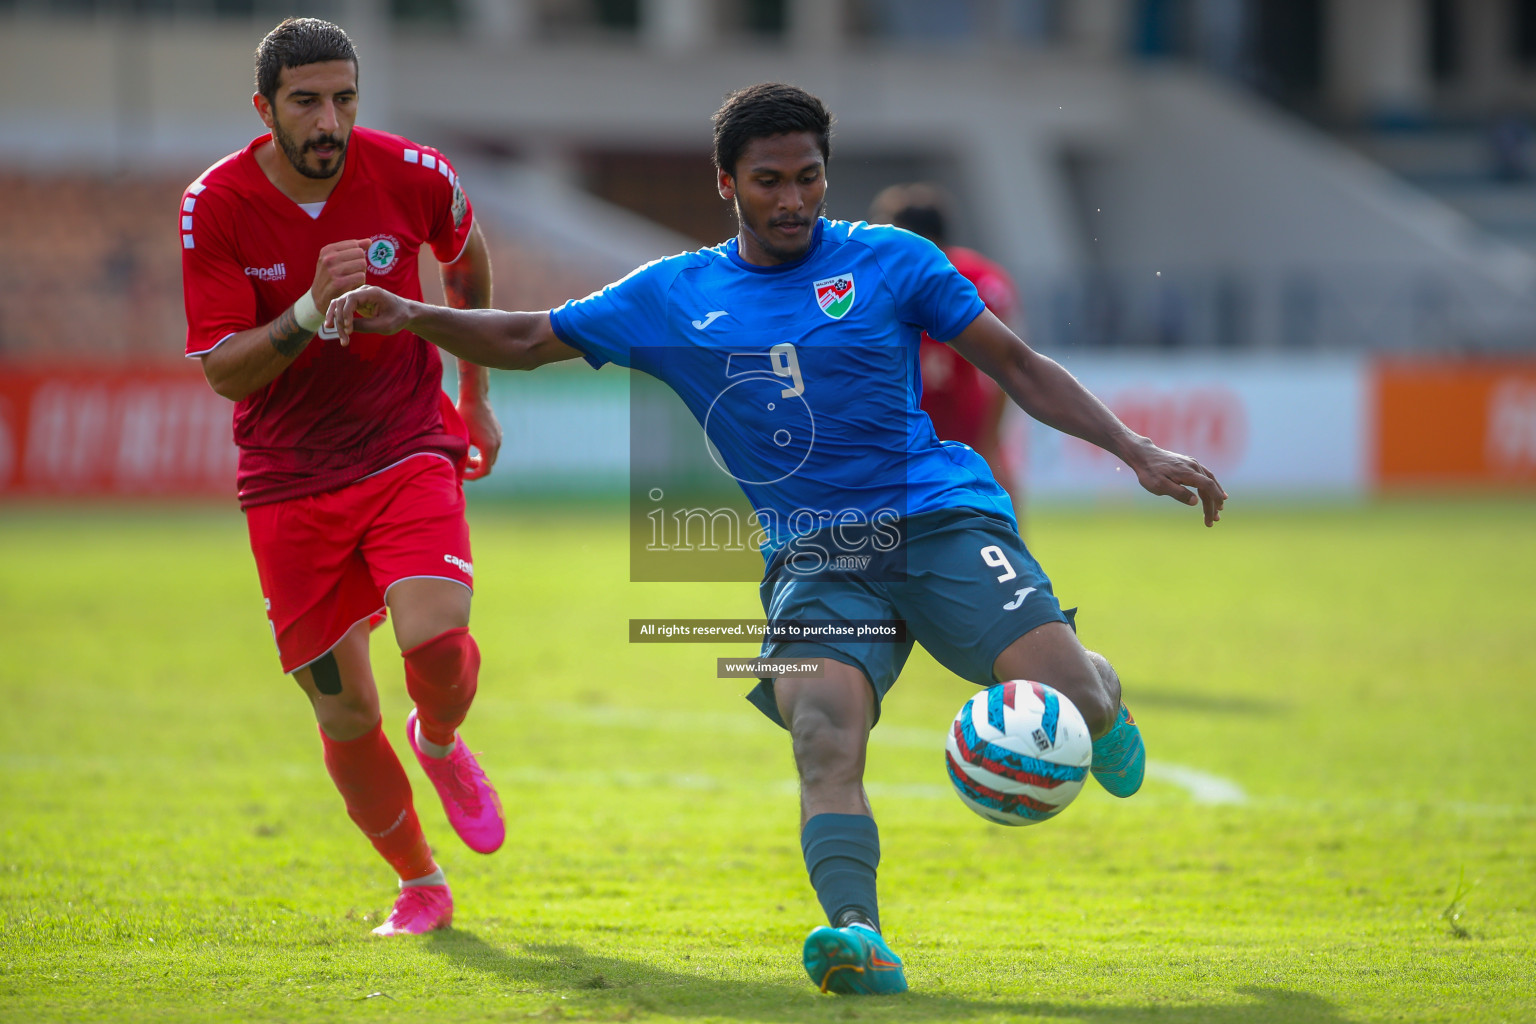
top-left (1146, 761), bottom-right (1248, 805)
top-left (534, 702), bottom-right (1259, 804)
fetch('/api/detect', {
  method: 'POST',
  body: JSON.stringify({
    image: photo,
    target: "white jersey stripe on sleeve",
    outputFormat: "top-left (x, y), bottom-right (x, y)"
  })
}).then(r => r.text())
top-left (182, 196), bottom-right (196, 213)
top-left (404, 148), bottom-right (419, 163)
top-left (422, 153), bottom-right (437, 170)
top-left (182, 234), bottom-right (195, 249)
top-left (185, 331), bottom-right (237, 358)
top-left (442, 223), bottom-right (474, 265)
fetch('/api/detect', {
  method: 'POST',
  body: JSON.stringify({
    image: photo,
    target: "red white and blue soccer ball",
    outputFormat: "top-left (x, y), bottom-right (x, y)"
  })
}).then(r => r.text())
top-left (945, 680), bottom-right (1093, 826)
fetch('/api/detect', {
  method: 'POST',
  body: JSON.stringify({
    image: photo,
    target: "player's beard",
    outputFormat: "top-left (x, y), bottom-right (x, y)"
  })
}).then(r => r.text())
top-left (736, 195), bottom-right (826, 263)
top-left (271, 115), bottom-right (348, 180)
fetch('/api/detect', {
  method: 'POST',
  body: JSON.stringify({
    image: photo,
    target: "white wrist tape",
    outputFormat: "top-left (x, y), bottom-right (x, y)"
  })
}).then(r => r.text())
top-left (293, 289), bottom-right (325, 334)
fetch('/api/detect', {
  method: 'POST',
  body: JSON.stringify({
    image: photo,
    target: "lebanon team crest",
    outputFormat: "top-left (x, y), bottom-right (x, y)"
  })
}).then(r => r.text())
top-left (814, 274), bottom-right (856, 320)
top-left (366, 234), bottom-right (401, 275)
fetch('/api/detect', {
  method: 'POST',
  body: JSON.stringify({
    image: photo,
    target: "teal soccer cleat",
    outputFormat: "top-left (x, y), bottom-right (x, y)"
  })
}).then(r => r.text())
top-left (1091, 702), bottom-right (1145, 797)
top-left (803, 923), bottom-right (908, 995)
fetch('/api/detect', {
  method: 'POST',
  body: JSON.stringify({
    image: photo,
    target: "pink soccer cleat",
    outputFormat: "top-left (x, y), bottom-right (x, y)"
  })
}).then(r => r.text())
top-left (371, 883), bottom-right (453, 936)
top-left (406, 709), bottom-right (505, 854)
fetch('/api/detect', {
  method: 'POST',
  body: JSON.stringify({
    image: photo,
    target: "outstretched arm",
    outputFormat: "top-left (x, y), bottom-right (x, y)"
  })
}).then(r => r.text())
top-left (950, 309), bottom-right (1228, 526)
top-left (326, 285), bottom-right (581, 371)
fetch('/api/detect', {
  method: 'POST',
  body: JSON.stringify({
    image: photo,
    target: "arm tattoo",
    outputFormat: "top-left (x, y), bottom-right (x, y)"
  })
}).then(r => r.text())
top-left (267, 306), bottom-right (313, 358)
top-left (442, 259), bottom-right (492, 400)
top-left (442, 267), bottom-right (490, 311)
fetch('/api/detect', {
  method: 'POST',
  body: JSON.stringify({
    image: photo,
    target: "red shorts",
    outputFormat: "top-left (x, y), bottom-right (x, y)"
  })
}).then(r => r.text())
top-left (246, 454), bottom-right (473, 673)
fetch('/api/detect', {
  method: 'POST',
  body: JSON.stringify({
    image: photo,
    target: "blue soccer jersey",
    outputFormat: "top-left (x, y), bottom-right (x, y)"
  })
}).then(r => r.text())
top-left (549, 218), bottom-right (1014, 552)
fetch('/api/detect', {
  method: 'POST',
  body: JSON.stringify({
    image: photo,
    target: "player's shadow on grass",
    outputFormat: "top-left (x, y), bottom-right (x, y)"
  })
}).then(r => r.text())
top-left (1130, 688), bottom-right (1287, 716)
top-left (425, 931), bottom-right (1347, 1023)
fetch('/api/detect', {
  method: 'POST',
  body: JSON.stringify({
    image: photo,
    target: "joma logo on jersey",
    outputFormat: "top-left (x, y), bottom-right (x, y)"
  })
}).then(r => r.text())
top-left (367, 235), bottom-right (401, 274)
top-left (244, 262), bottom-right (287, 281)
top-left (814, 274), bottom-right (856, 320)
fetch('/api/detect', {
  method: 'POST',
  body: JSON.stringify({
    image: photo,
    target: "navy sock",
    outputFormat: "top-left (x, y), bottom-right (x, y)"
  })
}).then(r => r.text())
top-left (801, 812), bottom-right (881, 933)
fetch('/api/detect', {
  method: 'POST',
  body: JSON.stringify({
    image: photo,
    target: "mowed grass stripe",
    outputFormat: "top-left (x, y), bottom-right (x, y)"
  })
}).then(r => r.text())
top-left (1, 499), bottom-right (1532, 1023)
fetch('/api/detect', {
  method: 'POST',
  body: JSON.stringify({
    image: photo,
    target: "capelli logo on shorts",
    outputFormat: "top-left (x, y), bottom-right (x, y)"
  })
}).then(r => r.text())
top-left (444, 554), bottom-right (473, 577)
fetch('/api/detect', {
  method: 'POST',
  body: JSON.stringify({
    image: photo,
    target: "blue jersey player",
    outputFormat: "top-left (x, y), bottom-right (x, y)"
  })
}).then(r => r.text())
top-left (327, 83), bottom-right (1227, 996)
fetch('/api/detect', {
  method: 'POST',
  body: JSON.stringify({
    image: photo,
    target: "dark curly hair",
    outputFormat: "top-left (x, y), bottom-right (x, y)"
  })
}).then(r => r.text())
top-left (712, 83), bottom-right (833, 177)
top-left (255, 18), bottom-right (358, 103)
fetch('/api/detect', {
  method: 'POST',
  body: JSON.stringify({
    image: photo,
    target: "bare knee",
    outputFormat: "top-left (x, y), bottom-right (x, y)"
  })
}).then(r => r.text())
top-left (1084, 651), bottom-right (1122, 704)
top-left (774, 666), bottom-right (874, 818)
top-left (387, 577), bottom-right (472, 651)
top-left (787, 704), bottom-right (866, 789)
top-left (298, 676), bottom-right (379, 741)
top-left (1053, 660), bottom-right (1117, 738)
top-left (293, 625), bottom-right (380, 741)
top-left (992, 623), bottom-right (1118, 738)
top-left (1080, 650), bottom-right (1123, 736)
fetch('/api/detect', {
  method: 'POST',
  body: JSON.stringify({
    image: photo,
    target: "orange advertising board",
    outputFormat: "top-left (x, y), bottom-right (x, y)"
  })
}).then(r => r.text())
top-left (0, 366), bottom-right (236, 499)
top-left (1373, 358), bottom-right (1536, 488)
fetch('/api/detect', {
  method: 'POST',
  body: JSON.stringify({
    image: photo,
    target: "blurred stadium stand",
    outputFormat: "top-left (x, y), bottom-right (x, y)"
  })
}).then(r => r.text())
top-left (1, 1), bottom-right (1534, 500)
top-left (4, 0), bottom-right (1536, 356)
top-left (0, 173), bottom-right (187, 361)
top-left (0, 168), bottom-right (620, 362)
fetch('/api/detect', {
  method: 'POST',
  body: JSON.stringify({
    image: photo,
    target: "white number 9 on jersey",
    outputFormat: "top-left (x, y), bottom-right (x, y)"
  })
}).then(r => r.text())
top-left (770, 343), bottom-right (804, 398)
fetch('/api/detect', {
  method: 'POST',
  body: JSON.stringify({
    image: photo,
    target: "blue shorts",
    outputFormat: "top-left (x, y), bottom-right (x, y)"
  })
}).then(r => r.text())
top-left (746, 508), bottom-right (1072, 728)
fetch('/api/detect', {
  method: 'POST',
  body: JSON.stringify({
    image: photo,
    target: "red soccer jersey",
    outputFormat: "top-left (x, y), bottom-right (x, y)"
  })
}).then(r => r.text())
top-left (180, 125), bottom-right (475, 508)
top-left (919, 246), bottom-right (1019, 447)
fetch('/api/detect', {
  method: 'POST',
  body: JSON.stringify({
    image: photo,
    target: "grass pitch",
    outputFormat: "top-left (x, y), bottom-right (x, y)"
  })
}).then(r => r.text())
top-left (2, 498), bottom-right (1533, 1023)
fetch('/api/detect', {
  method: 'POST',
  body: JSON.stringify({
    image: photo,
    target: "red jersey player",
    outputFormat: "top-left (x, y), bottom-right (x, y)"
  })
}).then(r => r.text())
top-left (869, 184), bottom-right (1022, 513)
top-left (180, 18), bottom-right (503, 936)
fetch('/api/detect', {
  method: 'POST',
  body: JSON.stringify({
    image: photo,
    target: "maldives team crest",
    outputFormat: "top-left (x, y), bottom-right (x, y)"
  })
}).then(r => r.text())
top-left (814, 274), bottom-right (856, 320)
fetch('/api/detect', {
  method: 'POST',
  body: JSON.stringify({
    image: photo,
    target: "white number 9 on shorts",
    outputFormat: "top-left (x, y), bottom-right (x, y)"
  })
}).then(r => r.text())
top-left (980, 544), bottom-right (1017, 583)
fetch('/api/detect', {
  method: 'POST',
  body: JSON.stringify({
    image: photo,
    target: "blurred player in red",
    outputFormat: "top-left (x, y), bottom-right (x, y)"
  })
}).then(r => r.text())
top-left (179, 18), bottom-right (504, 936)
top-left (870, 184), bottom-right (1023, 519)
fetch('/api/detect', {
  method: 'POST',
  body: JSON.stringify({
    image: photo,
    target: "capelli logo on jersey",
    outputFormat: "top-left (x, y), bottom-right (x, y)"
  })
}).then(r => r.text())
top-left (244, 263), bottom-right (287, 281)
top-left (443, 554), bottom-right (473, 577)
top-left (367, 234), bottom-right (401, 274)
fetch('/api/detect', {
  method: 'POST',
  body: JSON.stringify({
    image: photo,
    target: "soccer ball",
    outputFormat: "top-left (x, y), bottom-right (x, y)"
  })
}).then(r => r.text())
top-left (945, 680), bottom-right (1093, 826)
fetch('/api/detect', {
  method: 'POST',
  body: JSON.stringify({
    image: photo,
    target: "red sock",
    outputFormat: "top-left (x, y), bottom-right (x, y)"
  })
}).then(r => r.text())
top-left (402, 627), bottom-right (480, 748)
top-left (319, 720), bottom-right (436, 881)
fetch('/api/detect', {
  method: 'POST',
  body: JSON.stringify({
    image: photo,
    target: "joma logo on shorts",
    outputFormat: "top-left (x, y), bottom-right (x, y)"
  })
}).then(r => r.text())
top-left (443, 554), bottom-right (473, 577)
